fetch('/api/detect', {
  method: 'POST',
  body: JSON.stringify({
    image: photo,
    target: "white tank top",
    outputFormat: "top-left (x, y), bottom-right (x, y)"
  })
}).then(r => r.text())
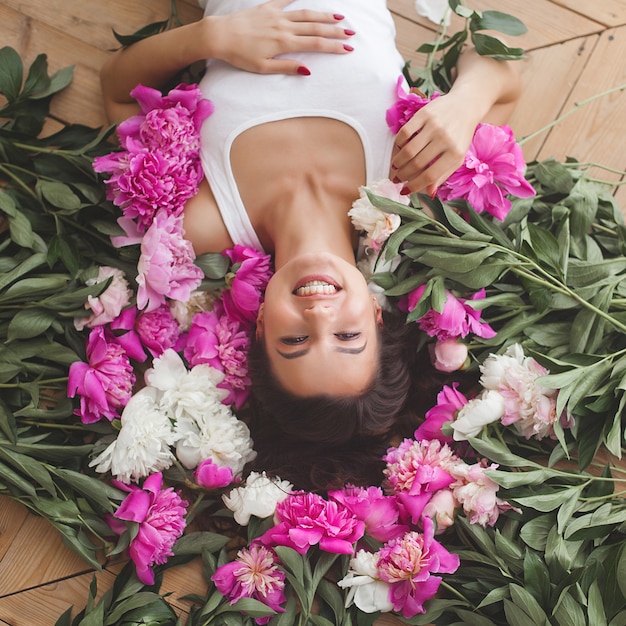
top-left (198, 0), bottom-right (405, 249)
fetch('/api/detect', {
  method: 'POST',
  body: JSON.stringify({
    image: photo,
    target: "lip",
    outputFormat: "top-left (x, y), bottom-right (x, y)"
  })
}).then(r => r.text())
top-left (293, 274), bottom-right (342, 292)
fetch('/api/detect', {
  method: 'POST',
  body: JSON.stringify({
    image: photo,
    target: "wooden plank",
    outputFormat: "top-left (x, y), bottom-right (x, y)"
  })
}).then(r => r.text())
top-left (537, 26), bottom-right (626, 184)
top-left (0, 501), bottom-right (94, 596)
top-left (393, 15), bottom-right (432, 68)
top-left (551, 0), bottom-right (626, 28)
top-left (389, 0), bottom-right (604, 51)
top-left (507, 35), bottom-right (596, 161)
top-left (0, 497), bottom-right (29, 563)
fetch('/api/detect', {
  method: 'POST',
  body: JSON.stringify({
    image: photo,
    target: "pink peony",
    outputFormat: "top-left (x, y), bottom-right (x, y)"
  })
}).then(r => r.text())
top-left (74, 266), bottom-right (132, 331)
top-left (258, 491), bottom-right (365, 555)
top-left (183, 307), bottom-right (252, 408)
top-left (67, 326), bottom-right (135, 423)
top-left (385, 76), bottom-right (440, 134)
top-left (430, 338), bottom-right (469, 372)
top-left (135, 210), bottom-right (203, 312)
top-left (402, 285), bottom-right (496, 341)
top-left (111, 472), bottom-right (188, 585)
top-left (437, 123), bottom-right (536, 220)
top-left (422, 489), bottom-right (457, 534)
top-left (212, 545), bottom-right (286, 625)
top-left (108, 307), bottom-right (148, 362)
top-left (414, 383), bottom-right (469, 444)
top-left (135, 304), bottom-right (182, 358)
top-left (376, 518), bottom-right (460, 618)
top-left (328, 484), bottom-right (407, 543)
top-left (194, 458), bottom-right (235, 489)
top-left (221, 246), bottom-right (273, 327)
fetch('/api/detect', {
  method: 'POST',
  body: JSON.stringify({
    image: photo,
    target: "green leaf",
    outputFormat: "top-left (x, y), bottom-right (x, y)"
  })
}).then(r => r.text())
top-left (471, 33), bottom-right (525, 60)
top-left (0, 396), bottom-right (17, 443)
top-left (512, 485), bottom-right (584, 512)
top-left (0, 252), bottom-right (47, 291)
top-left (7, 308), bottom-right (57, 341)
top-left (471, 10), bottom-right (528, 36)
top-left (0, 47), bottom-right (23, 101)
top-left (173, 531), bottom-right (230, 555)
top-left (37, 180), bottom-right (82, 210)
top-left (552, 590), bottom-right (586, 626)
top-left (195, 253), bottom-right (230, 280)
top-left (587, 580), bottom-right (608, 626)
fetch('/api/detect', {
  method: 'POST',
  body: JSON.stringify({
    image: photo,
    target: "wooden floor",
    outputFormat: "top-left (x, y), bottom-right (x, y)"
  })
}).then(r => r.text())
top-left (1, 0), bottom-right (626, 624)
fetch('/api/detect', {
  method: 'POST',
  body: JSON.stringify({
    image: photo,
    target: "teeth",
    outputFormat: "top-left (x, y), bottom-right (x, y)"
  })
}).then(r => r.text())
top-left (295, 280), bottom-right (338, 296)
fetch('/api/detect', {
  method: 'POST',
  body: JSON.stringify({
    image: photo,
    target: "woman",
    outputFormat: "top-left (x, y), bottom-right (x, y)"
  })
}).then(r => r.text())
top-left (101, 0), bottom-right (521, 487)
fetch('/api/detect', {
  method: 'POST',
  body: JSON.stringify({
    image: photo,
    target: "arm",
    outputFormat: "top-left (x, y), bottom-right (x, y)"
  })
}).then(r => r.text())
top-left (391, 46), bottom-right (523, 195)
top-left (101, 0), bottom-right (354, 123)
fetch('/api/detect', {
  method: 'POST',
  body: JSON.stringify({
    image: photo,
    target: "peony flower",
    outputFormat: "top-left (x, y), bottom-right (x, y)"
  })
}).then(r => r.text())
top-left (169, 290), bottom-right (216, 331)
top-left (194, 458), bottom-right (234, 490)
top-left (184, 308), bottom-right (252, 408)
top-left (328, 484), bottom-right (407, 543)
top-left (376, 518), bottom-right (460, 618)
top-left (479, 343), bottom-right (566, 439)
top-left (402, 285), bottom-right (496, 341)
top-left (357, 247), bottom-right (401, 311)
top-left (67, 326), bottom-right (135, 423)
top-left (430, 338), bottom-right (469, 372)
top-left (223, 471), bottom-right (293, 526)
top-left (212, 545), bottom-right (286, 625)
top-left (108, 307), bottom-right (148, 362)
top-left (111, 472), bottom-right (188, 585)
top-left (422, 489), bottom-right (457, 534)
top-left (337, 549), bottom-right (394, 614)
top-left (451, 390), bottom-right (506, 441)
top-left (74, 266), bottom-right (132, 331)
top-left (437, 123), bottom-right (536, 220)
top-left (258, 491), bottom-right (365, 555)
top-left (135, 304), bottom-right (182, 358)
top-left (414, 383), bottom-right (469, 444)
top-left (221, 245), bottom-right (273, 326)
top-left (415, 0), bottom-right (451, 26)
top-left (135, 210), bottom-right (204, 312)
top-left (451, 461), bottom-right (516, 527)
top-left (90, 387), bottom-right (176, 483)
top-left (348, 179), bottom-right (406, 251)
top-left (386, 76), bottom-right (439, 134)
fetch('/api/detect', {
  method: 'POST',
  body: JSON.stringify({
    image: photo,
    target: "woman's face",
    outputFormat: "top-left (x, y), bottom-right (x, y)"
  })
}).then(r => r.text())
top-left (257, 253), bottom-right (382, 397)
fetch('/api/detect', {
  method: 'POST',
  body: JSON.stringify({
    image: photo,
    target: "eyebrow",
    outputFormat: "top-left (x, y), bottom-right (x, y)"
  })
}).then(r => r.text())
top-left (276, 342), bottom-right (368, 360)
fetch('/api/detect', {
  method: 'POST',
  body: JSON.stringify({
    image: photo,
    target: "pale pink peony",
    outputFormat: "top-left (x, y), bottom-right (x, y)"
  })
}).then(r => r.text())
top-left (402, 285), bottom-right (496, 341)
top-left (74, 266), bottom-right (132, 331)
top-left (183, 307), bottom-right (252, 408)
top-left (479, 344), bottom-right (565, 439)
top-left (212, 545), bottom-right (286, 625)
top-left (258, 491), bottom-right (365, 555)
top-left (221, 246), bottom-right (273, 327)
top-left (135, 304), bottom-right (182, 358)
top-left (67, 326), bottom-right (135, 423)
top-left (437, 123), bottom-right (536, 220)
top-left (386, 76), bottom-right (440, 134)
top-left (422, 489), bottom-right (457, 534)
top-left (414, 383), bottom-right (469, 444)
top-left (430, 338), bottom-right (469, 372)
top-left (135, 210), bottom-right (203, 312)
top-left (194, 458), bottom-right (235, 490)
top-left (328, 484), bottom-right (407, 543)
top-left (376, 518), bottom-right (460, 618)
top-left (451, 461), bottom-right (515, 527)
top-left (111, 472), bottom-right (188, 585)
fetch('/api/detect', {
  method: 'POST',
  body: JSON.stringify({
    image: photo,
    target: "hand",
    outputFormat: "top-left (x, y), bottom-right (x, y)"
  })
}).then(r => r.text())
top-left (208, 0), bottom-right (354, 75)
top-left (390, 92), bottom-right (480, 195)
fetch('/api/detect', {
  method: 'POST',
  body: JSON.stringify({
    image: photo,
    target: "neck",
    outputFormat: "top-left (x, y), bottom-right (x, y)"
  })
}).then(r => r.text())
top-left (267, 189), bottom-right (359, 270)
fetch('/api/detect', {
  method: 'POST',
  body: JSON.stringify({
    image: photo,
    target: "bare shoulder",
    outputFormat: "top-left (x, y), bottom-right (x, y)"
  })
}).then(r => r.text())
top-left (183, 177), bottom-right (234, 255)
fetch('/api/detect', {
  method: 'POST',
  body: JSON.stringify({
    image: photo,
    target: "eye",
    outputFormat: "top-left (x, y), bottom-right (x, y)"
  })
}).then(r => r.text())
top-left (335, 332), bottom-right (361, 341)
top-left (280, 336), bottom-right (308, 345)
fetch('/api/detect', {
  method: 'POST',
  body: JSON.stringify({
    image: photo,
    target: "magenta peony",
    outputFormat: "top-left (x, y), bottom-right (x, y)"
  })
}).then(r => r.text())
top-left (135, 304), bottom-right (182, 358)
top-left (437, 123), bottom-right (535, 220)
top-left (67, 326), bottom-right (135, 423)
top-left (385, 76), bottom-right (439, 134)
top-left (221, 246), bottom-right (273, 327)
top-left (111, 472), bottom-right (188, 585)
top-left (135, 210), bottom-right (203, 312)
top-left (194, 458), bottom-right (235, 490)
top-left (212, 545), bottom-right (286, 625)
top-left (414, 383), bottom-right (469, 444)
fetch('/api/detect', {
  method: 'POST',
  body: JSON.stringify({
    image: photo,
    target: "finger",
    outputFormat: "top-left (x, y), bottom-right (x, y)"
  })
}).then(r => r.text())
top-left (290, 21), bottom-right (355, 40)
top-left (284, 8), bottom-right (348, 24)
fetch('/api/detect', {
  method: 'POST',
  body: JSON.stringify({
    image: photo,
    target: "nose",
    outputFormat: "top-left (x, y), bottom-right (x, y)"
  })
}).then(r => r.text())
top-left (302, 304), bottom-right (335, 318)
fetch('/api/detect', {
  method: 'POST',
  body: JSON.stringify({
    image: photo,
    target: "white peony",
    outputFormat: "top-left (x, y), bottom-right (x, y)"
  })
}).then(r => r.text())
top-left (89, 387), bottom-right (176, 483)
top-left (415, 0), bottom-right (451, 26)
top-left (222, 471), bottom-right (293, 525)
top-left (348, 179), bottom-right (406, 251)
top-left (337, 550), bottom-right (394, 613)
top-left (451, 390), bottom-right (505, 441)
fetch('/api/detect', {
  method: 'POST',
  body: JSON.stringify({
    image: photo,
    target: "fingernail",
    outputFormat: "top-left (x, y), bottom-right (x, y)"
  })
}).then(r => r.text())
top-left (430, 187), bottom-right (438, 199)
top-left (343, 44), bottom-right (354, 52)
top-left (344, 29), bottom-right (356, 36)
top-left (401, 186), bottom-right (411, 195)
top-left (334, 13), bottom-right (344, 20)
top-left (392, 176), bottom-right (401, 184)
top-left (297, 66), bottom-right (311, 76)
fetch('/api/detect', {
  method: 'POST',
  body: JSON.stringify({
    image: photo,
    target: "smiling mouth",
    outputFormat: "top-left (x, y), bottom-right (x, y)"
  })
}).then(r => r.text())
top-left (293, 276), bottom-right (342, 296)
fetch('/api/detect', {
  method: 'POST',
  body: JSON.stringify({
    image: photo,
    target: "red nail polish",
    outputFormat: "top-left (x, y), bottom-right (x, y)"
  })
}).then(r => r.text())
top-left (344, 29), bottom-right (356, 36)
top-left (392, 176), bottom-right (401, 184)
top-left (297, 66), bottom-right (311, 76)
top-left (430, 188), bottom-right (438, 199)
top-left (333, 13), bottom-right (345, 20)
top-left (400, 186), bottom-right (411, 195)
top-left (343, 44), bottom-right (354, 52)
